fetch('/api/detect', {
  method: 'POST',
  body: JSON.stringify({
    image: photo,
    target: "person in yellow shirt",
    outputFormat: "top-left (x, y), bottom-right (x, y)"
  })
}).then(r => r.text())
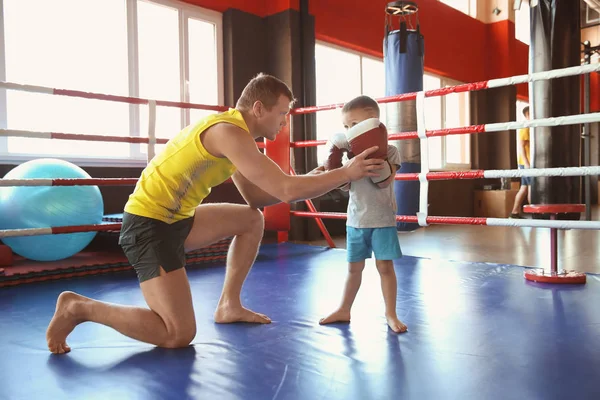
top-left (45, 73), bottom-right (385, 354)
top-left (510, 105), bottom-right (531, 218)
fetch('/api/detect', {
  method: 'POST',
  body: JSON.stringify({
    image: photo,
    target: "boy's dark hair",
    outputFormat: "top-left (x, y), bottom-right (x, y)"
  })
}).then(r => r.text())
top-left (522, 105), bottom-right (530, 117)
top-left (342, 95), bottom-right (380, 117)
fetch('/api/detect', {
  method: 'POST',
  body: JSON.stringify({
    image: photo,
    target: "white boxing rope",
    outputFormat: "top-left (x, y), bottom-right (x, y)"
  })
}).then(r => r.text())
top-left (415, 90), bottom-right (429, 227)
top-left (0, 81), bottom-right (54, 94)
top-left (485, 112), bottom-right (600, 133)
top-left (0, 227), bottom-right (53, 238)
top-left (0, 179), bottom-right (54, 187)
top-left (487, 63), bottom-right (600, 89)
top-left (0, 129), bottom-right (52, 139)
top-left (484, 166), bottom-right (600, 179)
top-left (487, 218), bottom-right (600, 230)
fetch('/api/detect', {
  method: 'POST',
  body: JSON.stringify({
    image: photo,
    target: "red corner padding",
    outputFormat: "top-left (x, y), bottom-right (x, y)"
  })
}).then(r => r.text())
top-left (0, 245), bottom-right (13, 267)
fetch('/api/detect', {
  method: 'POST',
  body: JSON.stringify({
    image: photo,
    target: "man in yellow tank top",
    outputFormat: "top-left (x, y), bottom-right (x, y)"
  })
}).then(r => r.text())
top-left (46, 73), bottom-right (385, 353)
top-left (510, 105), bottom-right (531, 218)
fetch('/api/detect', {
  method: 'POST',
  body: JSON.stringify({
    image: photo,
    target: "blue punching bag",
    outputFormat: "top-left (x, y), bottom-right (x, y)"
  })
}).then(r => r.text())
top-left (384, 5), bottom-right (424, 231)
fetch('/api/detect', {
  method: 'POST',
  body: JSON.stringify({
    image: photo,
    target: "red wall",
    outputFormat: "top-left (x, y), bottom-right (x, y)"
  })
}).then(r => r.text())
top-left (310, 0), bottom-right (490, 84)
top-left (514, 40), bottom-right (529, 101)
top-left (182, 0), bottom-right (600, 108)
top-left (183, 0), bottom-right (522, 85)
top-left (593, 73), bottom-right (600, 112)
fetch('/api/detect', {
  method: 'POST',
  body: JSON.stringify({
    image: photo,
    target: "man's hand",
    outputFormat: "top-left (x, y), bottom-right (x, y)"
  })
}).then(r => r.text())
top-left (342, 146), bottom-right (385, 181)
top-left (307, 165), bottom-right (326, 175)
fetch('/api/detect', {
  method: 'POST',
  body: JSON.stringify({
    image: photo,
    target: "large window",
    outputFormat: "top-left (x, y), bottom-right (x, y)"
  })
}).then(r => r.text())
top-left (0, 0), bottom-right (223, 166)
top-left (314, 43), bottom-right (363, 165)
top-left (515, 1), bottom-right (531, 45)
top-left (422, 75), bottom-right (470, 170)
top-left (439, 0), bottom-right (477, 18)
top-left (314, 42), bottom-right (470, 171)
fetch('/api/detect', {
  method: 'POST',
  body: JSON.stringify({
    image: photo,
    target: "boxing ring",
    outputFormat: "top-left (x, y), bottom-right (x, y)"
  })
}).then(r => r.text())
top-left (1, 62), bottom-right (600, 400)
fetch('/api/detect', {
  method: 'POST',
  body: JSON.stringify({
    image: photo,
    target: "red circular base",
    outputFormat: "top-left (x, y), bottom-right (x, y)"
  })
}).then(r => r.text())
top-left (524, 269), bottom-right (587, 284)
top-left (523, 204), bottom-right (586, 214)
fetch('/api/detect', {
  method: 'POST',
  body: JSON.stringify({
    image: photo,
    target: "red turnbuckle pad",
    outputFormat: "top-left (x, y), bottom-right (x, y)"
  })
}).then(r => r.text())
top-left (524, 269), bottom-right (587, 284)
top-left (0, 245), bottom-right (13, 267)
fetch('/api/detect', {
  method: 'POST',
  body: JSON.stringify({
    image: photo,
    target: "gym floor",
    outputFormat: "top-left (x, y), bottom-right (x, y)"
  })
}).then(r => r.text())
top-left (1, 239), bottom-right (599, 400)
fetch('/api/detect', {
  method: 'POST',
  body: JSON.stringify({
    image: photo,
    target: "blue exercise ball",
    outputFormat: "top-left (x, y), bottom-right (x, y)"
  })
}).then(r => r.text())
top-left (0, 158), bottom-right (104, 262)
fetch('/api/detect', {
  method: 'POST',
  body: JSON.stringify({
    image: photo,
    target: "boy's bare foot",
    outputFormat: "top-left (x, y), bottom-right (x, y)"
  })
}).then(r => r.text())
top-left (46, 291), bottom-right (87, 354)
top-left (319, 309), bottom-right (351, 325)
top-left (214, 304), bottom-right (271, 324)
top-left (386, 315), bottom-right (407, 333)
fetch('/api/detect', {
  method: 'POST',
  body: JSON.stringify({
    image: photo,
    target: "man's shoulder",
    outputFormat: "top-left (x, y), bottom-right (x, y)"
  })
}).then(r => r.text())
top-left (204, 120), bottom-right (251, 143)
top-left (200, 119), bottom-right (256, 160)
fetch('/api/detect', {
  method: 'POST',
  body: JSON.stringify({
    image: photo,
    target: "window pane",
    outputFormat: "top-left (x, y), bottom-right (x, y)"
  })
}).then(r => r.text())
top-left (188, 18), bottom-right (219, 126)
top-left (315, 44), bottom-right (361, 164)
top-left (444, 90), bottom-right (470, 165)
top-left (439, 0), bottom-right (470, 15)
top-left (361, 56), bottom-right (386, 124)
top-left (138, 0), bottom-right (181, 156)
top-left (515, 3), bottom-right (530, 45)
top-left (516, 100), bottom-right (529, 164)
top-left (423, 74), bottom-right (442, 169)
top-left (516, 100), bottom-right (529, 122)
top-left (4, 0), bottom-right (130, 158)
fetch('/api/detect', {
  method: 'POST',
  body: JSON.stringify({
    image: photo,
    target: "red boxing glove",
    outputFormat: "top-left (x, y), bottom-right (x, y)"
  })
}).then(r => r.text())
top-left (345, 118), bottom-right (391, 184)
top-left (324, 132), bottom-right (350, 171)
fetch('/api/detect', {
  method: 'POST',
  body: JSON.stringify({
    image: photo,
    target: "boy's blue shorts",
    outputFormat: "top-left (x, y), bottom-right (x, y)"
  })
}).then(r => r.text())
top-left (346, 226), bottom-right (402, 263)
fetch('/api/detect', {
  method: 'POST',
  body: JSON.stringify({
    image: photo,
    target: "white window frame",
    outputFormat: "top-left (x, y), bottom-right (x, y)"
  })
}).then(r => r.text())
top-left (314, 41), bottom-right (470, 172)
top-left (514, 1), bottom-right (531, 45)
top-left (314, 40), bottom-right (380, 165)
top-left (0, 0), bottom-right (223, 168)
top-left (0, 0), bottom-right (7, 154)
top-left (437, 75), bottom-right (471, 171)
top-left (582, 1), bottom-right (600, 28)
top-left (314, 40), bottom-right (375, 95)
top-left (439, 0), bottom-right (477, 18)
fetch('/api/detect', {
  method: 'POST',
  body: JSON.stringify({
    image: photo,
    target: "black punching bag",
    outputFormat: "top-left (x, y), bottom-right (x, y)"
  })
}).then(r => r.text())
top-left (529, 0), bottom-right (581, 210)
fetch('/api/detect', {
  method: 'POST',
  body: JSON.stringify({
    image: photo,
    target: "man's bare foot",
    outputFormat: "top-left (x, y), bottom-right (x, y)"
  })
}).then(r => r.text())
top-left (214, 304), bottom-right (271, 324)
top-left (46, 291), bottom-right (86, 354)
top-left (386, 315), bottom-right (407, 333)
top-left (319, 309), bottom-right (351, 325)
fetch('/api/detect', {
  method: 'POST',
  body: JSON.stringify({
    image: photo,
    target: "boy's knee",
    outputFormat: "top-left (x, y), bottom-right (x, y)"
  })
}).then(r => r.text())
top-left (375, 260), bottom-right (394, 275)
top-left (348, 262), bottom-right (365, 273)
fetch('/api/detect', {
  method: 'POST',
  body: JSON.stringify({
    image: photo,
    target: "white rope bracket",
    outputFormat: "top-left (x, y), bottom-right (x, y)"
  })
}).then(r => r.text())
top-left (416, 90), bottom-right (429, 227)
top-left (147, 100), bottom-right (157, 163)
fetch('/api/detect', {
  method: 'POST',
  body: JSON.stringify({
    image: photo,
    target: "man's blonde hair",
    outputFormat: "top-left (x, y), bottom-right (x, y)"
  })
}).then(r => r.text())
top-left (236, 73), bottom-right (296, 111)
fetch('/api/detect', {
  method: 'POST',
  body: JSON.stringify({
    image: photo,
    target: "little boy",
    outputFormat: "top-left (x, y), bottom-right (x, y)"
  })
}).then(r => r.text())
top-left (319, 95), bottom-right (407, 333)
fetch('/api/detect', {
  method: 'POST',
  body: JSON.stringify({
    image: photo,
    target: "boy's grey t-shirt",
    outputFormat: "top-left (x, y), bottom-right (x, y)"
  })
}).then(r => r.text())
top-left (347, 145), bottom-right (401, 229)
